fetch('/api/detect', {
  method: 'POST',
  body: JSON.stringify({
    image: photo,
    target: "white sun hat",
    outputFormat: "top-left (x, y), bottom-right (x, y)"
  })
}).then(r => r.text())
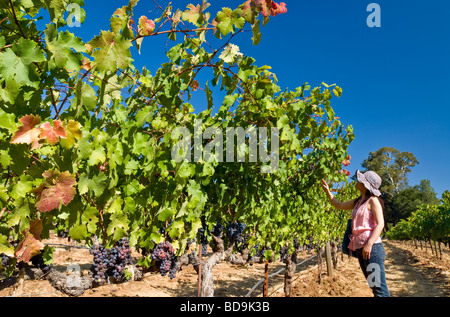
top-left (356, 169), bottom-right (382, 197)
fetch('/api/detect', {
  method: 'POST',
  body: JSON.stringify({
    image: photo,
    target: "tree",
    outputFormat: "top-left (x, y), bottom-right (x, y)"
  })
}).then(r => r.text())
top-left (442, 190), bottom-right (450, 205)
top-left (391, 179), bottom-right (440, 222)
top-left (361, 146), bottom-right (418, 197)
top-left (417, 179), bottom-right (440, 205)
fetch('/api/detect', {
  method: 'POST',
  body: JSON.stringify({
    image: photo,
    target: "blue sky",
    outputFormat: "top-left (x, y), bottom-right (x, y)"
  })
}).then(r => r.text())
top-left (66, 0), bottom-right (450, 197)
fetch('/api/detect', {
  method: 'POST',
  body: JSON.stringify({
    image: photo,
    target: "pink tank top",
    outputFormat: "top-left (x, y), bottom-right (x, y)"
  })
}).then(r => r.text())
top-left (348, 197), bottom-right (382, 251)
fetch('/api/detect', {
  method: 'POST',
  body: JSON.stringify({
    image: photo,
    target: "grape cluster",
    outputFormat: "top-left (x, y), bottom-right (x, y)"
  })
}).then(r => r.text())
top-left (198, 228), bottom-right (208, 256)
top-left (30, 251), bottom-right (53, 273)
top-left (90, 244), bottom-right (108, 284)
top-left (279, 246), bottom-right (289, 263)
top-left (90, 238), bottom-right (132, 285)
top-left (235, 234), bottom-right (249, 253)
top-left (211, 222), bottom-right (224, 237)
top-left (306, 237), bottom-right (314, 254)
top-left (1, 253), bottom-right (10, 269)
top-left (196, 221), bottom-right (249, 256)
top-left (57, 229), bottom-right (69, 239)
top-left (151, 241), bottom-right (178, 279)
top-left (184, 238), bottom-right (194, 254)
top-left (226, 222), bottom-right (246, 244)
top-left (111, 238), bottom-right (132, 280)
top-left (1, 241), bottom-right (18, 271)
top-left (293, 238), bottom-right (300, 250)
top-left (250, 243), bottom-right (270, 262)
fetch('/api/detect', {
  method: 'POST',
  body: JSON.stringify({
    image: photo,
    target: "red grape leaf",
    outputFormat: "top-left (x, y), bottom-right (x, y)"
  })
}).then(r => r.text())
top-left (270, 1), bottom-right (287, 15)
top-left (253, 0), bottom-right (287, 17)
top-left (14, 219), bottom-right (45, 263)
top-left (10, 114), bottom-right (43, 150)
top-left (342, 155), bottom-right (351, 167)
top-left (40, 120), bottom-right (66, 145)
top-left (33, 170), bottom-right (77, 212)
top-left (28, 218), bottom-right (43, 238)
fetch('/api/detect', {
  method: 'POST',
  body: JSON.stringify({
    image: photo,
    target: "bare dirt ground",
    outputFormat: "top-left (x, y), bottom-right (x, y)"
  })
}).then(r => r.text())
top-left (1, 236), bottom-right (448, 297)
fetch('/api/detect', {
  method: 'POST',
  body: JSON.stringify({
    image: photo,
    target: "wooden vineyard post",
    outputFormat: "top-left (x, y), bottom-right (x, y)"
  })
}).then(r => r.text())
top-left (325, 241), bottom-right (333, 278)
top-left (263, 261), bottom-right (269, 297)
top-left (14, 266), bottom-right (26, 296)
top-left (433, 240), bottom-right (440, 260)
top-left (429, 238), bottom-right (434, 256)
top-left (317, 243), bottom-right (323, 284)
top-left (198, 246), bottom-right (202, 297)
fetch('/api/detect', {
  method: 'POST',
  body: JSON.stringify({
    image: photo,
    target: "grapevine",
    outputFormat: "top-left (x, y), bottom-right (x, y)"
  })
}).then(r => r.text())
top-left (386, 192), bottom-right (450, 259)
top-left (0, 0), bottom-right (356, 297)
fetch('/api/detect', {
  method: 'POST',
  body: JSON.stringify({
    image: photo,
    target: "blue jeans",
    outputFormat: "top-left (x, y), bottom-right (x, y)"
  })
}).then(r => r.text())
top-left (353, 243), bottom-right (390, 297)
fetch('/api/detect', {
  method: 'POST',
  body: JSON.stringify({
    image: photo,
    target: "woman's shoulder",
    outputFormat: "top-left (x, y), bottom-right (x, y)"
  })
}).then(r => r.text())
top-left (367, 196), bottom-right (382, 211)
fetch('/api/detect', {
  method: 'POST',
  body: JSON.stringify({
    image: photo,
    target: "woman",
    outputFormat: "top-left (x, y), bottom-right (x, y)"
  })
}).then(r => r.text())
top-left (321, 170), bottom-right (390, 297)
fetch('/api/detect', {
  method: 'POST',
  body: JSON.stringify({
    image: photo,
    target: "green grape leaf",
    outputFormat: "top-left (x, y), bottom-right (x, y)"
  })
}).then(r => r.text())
top-left (43, 0), bottom-right (66, 23)
top-left (46, 30), bottom-right (87, 70)
top-left (90, 173), bottom-right (108, 197)
top-left (0, 38), bottom-right (45, 87)
top-left (0, 235), bottom-right (14, 257)
top-left (10, 175), bottom-right (33, 200)
top-left (69, 223), bottom-right (88, 241)
top-left (215, 8), bottom-right (234, 36)
top-left (0, 109), bottom-right (17, 133)
top-left (157, 206), bottom-right (176, 222)
top-left (251, 20), bottom-right (262, 45)
top-left (88, 147), bottom-right (106, 166)
top-left (107, 211), bottom-right (129, 240)
top-left (215, 8), bottom-right (245, 36)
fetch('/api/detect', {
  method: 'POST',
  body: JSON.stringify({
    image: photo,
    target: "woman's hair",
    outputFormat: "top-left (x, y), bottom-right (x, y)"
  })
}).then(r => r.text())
top-left (354, 190), bottom-right (385, 209)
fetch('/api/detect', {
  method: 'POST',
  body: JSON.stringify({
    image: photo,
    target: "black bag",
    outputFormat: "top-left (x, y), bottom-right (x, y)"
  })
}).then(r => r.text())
top-left (342, 219), bottom-right (357, 257)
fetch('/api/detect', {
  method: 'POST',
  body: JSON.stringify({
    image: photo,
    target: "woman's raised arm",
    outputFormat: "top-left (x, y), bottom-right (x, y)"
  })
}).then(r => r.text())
top-left (320, 180), bottom-right (356, 210)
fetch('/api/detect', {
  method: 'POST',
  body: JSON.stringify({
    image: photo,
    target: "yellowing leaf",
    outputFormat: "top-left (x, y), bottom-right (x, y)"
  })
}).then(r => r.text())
top-left (89, 31), bottom-right (132, 72)
top-left (60, 120), bottom-right (82, 149)
top-left (138, 16), bottom-right (155, 36)
top-left (182, 4), bottom-right (201, 24)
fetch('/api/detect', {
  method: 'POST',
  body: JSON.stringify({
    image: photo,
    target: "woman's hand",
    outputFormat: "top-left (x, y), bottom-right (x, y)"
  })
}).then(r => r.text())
top-left (321, 180), bottom-right (356, 211)
top-left (320, 179), bottom-right (330, 193)
top-left (321, 180), bottom-right (334, 205)
top-left (363, 242), bottom-right (373, 260)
